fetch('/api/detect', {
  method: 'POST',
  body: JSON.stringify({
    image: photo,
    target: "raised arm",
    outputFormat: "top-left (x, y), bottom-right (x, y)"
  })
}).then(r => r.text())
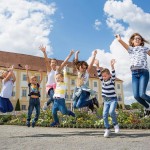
top-left (38, 70), bottom-right (43, 84)
top-left (39, 45), bottom-right (51, 72)
top-left (25, 65), bottom-right (30, 83)
top-left (3, 71), bottom-right (13, 83)
top-left (10, 66), bottom-right (16, 83)
top-left (87, 50), bottom-right (97, 73)
top-left (94, 59), bottom-right (103, 81)
top-left (57, 50), bottom-right (74, 72)
top-left (110, 59), bottom-right (116, 82)
top-left (111, 59), bottom-right (116, 70)
top-left (115, 34), bottom-right (129, 50)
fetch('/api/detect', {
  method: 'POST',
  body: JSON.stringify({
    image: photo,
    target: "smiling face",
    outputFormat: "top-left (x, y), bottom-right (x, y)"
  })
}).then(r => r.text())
top-left (55, 73), bottom-right (64, 82)
top-left (132, 35), bottom-right (142, 46)
top-left (30, 76), bottom-right (37, 84)
top-left (50, 59), bottom-right (57, 70)
top-left (129, 33), bottom-right (145, 47)
top-left (102, 72), bottom-right (111, 81)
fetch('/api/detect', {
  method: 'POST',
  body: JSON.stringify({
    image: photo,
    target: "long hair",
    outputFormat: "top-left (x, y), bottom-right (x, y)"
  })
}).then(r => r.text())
top-left (129, 33), bottom-right (149, 47)
top-left (73, 59), bottom-right (88, 70)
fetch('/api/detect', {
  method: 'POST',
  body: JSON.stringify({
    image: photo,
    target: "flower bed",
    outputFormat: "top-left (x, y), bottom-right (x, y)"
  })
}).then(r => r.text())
top-left (0, 108), bottom-right (150, 129)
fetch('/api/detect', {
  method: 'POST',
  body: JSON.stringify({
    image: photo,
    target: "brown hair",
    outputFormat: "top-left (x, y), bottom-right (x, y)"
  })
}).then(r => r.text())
top-left (56, 72), bottom-right (64, 78)
top-left (129, 33), bottom-right (149, 47)
top-left (50, 58), bottom-right (58, 64)
top-left (73, 59), bottom-right (88, 70)
top-left (101, 68), bottom-right (110, 75)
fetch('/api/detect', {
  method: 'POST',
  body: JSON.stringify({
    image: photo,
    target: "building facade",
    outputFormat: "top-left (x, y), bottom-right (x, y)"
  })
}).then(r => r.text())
top-left (0, 51), bottom-right (125, 110)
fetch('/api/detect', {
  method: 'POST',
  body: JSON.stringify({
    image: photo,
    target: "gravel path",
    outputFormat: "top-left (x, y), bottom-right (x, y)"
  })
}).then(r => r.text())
top-left (0, 125), bottom-right (150, 150)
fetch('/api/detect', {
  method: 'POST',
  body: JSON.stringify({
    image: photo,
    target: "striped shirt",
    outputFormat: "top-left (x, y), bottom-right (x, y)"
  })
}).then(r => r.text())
top-left (128, 46), bottom-right (150, 70)
top-left (97, 69), bottom-right (116, 98)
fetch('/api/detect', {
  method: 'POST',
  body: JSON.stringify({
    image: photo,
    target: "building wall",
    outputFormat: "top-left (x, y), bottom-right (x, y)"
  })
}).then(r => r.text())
top-left (0, 67), bottom-right (125, 110)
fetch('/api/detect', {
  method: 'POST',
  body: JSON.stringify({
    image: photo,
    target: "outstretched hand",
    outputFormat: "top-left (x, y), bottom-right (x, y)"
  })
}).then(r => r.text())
top-left (94, 59), bottom-right (99, 67)
top-left (115, 34), bottom-right (121, 41)
top-left (111, 59), bottom-right (116, 68)
top-left (25, 65), bottom-right (30, 70)
top-left (70, 49), bottom-right (75, 55)
top-left (93, 50), bottom-right (97, 56)
top-left (39, 45), bottom-right (46, 53)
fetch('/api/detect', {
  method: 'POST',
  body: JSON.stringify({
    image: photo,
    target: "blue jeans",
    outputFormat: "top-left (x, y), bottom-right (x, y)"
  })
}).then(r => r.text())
top-left (73, 90), bottom-right (93, 108)
top-left (27, 97), bottom-right (40, 122)
top-left (103, 97), bottom-right (118, 129)
top-left (52, 98), bottom-right (75, 123)
top-left (132, 69), bottom-right (150, 108)
top-left (47, 88), bottom-right (54, 106)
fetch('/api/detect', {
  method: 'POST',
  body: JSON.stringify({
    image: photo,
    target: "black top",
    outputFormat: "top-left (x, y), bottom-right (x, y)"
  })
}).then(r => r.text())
top-left (28, 83), bottom-right (40, 97)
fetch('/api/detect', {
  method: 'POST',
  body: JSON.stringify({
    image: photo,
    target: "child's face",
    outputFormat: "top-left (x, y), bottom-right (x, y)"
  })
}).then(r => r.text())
top-left (50, 60), bottom-right (57, 69)
top-left (79, 64), bottom-right (87, 73)
top-left (132, 35), bottom-right (142, 46)
top-left (30, 77), bottom-right (37, 84)
top-left (102, 72), bottom-right (111, 81)
top-left (55, 74), bottom-right (63, 82)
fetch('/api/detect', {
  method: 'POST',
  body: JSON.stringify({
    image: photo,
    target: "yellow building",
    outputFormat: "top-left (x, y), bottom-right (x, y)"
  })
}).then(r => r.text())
top-left (0, 51), bottom-right (125, 110)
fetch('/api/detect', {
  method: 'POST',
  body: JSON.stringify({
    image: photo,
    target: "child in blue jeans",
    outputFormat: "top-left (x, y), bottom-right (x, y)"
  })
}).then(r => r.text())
top-left (50, 67), bottom-right (75, 127)
top-left (25, 65), bottom-right (43, 127)
top-left (95, 59), bottom-right (119, 138)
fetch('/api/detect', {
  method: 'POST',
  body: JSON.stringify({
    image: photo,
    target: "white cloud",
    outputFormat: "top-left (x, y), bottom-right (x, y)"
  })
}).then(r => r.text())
top-left (88, 0), bottom-right (150, 104)
top-left (0, 0), bottom-right (56, 56)
top-left (94, 19), bottom-right (101, 31)
top-left (105, 0), bottom-right (150, 104)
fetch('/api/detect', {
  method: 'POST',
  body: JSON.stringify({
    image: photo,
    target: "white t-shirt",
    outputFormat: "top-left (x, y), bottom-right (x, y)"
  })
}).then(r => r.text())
top-left (77, 71), bottom-right (89, 85)
top-left (0, 79), bottom-right (14, 99)
top-left (46, 70), bottom-right (57, 85)
top-left (128, 46), bottom-right (150, 70)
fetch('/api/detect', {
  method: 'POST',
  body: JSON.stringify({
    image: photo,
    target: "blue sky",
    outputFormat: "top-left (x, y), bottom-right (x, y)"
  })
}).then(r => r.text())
top-left (0, 0), bottom-right (150, 104)
top-left (50, 0), bottom-right (110, 60)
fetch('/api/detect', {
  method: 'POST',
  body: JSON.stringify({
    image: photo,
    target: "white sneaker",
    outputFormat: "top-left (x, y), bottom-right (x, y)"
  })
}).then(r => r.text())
top-left (114, 124), bottom-right (119, 133)
top-left (104, 129), bottom-right (111, 138)
top-left (43, 102), bottom-right (48, 111)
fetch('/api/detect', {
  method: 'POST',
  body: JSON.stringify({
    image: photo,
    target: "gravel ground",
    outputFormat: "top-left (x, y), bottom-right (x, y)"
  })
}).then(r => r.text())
top-left (0, 125), bottom-right (150, 150)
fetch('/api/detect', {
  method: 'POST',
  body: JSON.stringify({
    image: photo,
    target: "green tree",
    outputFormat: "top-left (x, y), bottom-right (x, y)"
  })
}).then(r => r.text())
top-left (15, 99), bottom-right (21, 111)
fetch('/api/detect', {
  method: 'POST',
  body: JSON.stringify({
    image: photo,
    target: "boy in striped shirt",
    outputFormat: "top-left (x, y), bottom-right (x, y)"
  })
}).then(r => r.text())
top-left (95, 59), bottom-right (119, 138)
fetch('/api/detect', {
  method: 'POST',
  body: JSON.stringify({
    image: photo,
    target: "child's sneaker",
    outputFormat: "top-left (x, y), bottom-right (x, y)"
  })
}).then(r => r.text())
top-left (104, 129), bottom-right (111, 138)
top-left (92, 97), bottom-right (99, 108)
top-left (32, 121), bottom-right (36, 128)
top-left (43, 102), bottom-right (48, 111)
top-left (114, 124), bottom-right (119, 133)
top-left (26, 121), bottom-right (30, 127)
top-left (50, 122), bottom-right (59, 127)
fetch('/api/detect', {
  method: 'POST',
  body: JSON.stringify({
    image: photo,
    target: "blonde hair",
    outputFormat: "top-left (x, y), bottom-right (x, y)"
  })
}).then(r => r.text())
top-left (56, 72), bottom-right (64, 78)
top-left (30, 75), bottom-right (37, 80)
top-left (101, 68), bottom-right (110, 75)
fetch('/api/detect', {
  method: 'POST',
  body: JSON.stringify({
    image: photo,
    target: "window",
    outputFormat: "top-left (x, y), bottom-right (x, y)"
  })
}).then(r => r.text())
top-left (94, 81), bottom-right (97, 87)
top-left (22, 105), bottom-right (26, 110)
top-left (71, 79), bottom-right (75, 85)
top-left (22, 89), bottom-right (27, 97)
top-left (117, 84), bottom-right (120, 89)
top-left (118, 95), bottom-right (122, 101)
top-left (22, 74), bottom-right (27, 81)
